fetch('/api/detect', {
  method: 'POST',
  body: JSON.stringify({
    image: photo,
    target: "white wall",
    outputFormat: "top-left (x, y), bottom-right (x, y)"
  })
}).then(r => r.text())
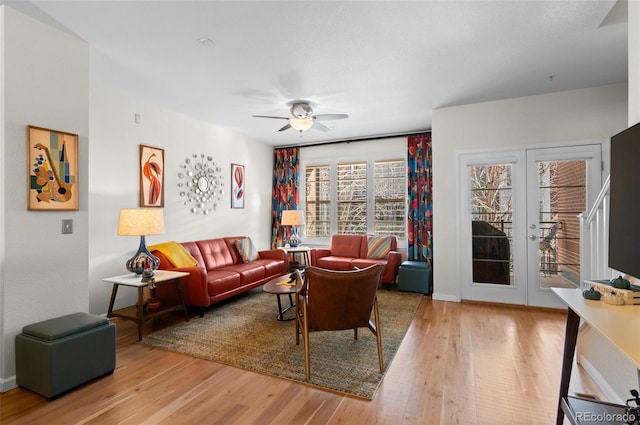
top-left (0, 5), bottom-right (275, 391)
top-left (88, 86), bottom-right (274, 313)
top-left (1, 6), bottom-right (90, 391)
top-left (630, 0), bottom-right (640, 126)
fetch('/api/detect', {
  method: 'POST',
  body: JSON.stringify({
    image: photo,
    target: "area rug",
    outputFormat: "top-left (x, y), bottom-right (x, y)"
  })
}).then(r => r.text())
top-left (141, 288), bottom-right (423, 399)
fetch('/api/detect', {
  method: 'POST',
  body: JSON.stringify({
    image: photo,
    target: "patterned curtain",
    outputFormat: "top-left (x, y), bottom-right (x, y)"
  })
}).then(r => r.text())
top-left (271, 147), bottom-right (300, 248)
top-left (407, 133), bottom-right (433, 262)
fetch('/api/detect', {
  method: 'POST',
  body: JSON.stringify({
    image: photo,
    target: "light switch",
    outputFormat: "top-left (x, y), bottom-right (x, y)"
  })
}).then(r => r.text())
top-left (62, 219), bottom-right (73, 234)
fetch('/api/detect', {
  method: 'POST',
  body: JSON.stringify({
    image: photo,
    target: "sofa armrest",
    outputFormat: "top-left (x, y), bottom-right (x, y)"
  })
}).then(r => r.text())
top-left (310, 248), bottom-right (332, 267)
top-left (155, 265), bottom-right (210, 307)
top-left (259, 248), bottom-right (289, 271)
top-left (258, 249), bottom-right (287, 261)
top-left (381, 251), bottom-right (402, 284)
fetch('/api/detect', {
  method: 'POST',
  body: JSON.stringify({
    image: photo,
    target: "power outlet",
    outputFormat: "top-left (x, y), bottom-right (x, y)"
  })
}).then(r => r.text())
top-left (62, 219), bottom-right (73, 234)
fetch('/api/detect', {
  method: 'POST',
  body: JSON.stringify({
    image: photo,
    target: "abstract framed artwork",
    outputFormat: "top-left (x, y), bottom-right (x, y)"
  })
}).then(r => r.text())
top-left (27, 125), bottom-right (79, 211)
top-left (231, 163), bottom-right (245, 209)
top-left (140, 145), bottom-right (164, 208)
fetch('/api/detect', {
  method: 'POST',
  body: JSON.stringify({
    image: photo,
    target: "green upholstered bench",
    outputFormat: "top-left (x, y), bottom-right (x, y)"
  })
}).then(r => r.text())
top-left (397, 261), bottom-right (432, 295)
top-left (15, 312), bottom-right (116, 399)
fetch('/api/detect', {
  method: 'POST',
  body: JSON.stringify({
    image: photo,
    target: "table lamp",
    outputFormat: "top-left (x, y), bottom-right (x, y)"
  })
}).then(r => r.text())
top-left (118, 208), bottom-right (165, 275)
top-left (281, 209), bottom-right (304, 247)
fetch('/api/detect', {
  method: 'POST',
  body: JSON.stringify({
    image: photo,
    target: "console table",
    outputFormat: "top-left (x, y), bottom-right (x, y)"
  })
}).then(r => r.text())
top-left (552, 287), bottom-right (640, 425)
top-left (103, 271), bottom-right (190, 341)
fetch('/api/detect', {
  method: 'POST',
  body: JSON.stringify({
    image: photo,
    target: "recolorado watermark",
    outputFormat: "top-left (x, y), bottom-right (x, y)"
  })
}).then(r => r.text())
top-left (576, 411), bottom-right (637, 423)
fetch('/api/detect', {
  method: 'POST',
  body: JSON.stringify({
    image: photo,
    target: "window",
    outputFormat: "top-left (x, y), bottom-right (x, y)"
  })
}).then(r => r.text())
top-left (303, 157), bottom-right (406, 242)
top-left (374, 159), bottom-right (405, 236)
top-left (305, 165), bottom-right (331, 238)
top-left (337, 162), bottom-right (367, 234)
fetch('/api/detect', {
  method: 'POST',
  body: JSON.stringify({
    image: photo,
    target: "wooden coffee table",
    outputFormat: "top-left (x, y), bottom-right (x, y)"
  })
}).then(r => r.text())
top-left (263, 274), bottom-right (299, 321)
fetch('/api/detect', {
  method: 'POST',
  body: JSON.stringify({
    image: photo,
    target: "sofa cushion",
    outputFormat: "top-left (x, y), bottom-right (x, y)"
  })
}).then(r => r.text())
top-left (234, 237), bottom-right (259, 263)
top-left (316, 256), bottom-right (354, 271)
top-left (179, 241), bottom-right (204, 266)
top-left (366, 235), bottom-right (392, 259)
top-left (205, 270), bottom-right (241, 296)
top-left (330, 234), bottom-right (365, 258)
top-left (352, 258), bottom-right (388, 270)
top-left (219, 263), bottom-right (265, 285)
top-left (196, 239), bottom-right (235, 270)
top-left (253, 258), bottom-right (286, 278)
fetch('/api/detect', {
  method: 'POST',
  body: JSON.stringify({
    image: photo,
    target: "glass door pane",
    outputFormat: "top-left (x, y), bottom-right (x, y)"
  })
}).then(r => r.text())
top-left (536, 160), bottom-right (586, 289)
top-left (470, 164), bottom-right (513, 286)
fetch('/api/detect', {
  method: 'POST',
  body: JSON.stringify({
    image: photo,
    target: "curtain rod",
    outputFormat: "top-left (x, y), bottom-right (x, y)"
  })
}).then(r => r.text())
top-left (274, 129), bottom-right (431, 150)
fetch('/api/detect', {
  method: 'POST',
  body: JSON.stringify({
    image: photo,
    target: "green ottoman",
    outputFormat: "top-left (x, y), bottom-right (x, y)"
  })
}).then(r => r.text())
top-left (15, 312), bottom-right (116, 399)
top-left (397, 261), bottom-right (432, 295)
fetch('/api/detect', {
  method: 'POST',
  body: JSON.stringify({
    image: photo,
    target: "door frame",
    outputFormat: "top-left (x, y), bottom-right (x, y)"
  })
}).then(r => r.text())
top-left (458, 141), bottom-right (604, 307)
top-left (459, 149), bottom-right (527, 305)
top-left (525, 144), bottom-right (602, 308)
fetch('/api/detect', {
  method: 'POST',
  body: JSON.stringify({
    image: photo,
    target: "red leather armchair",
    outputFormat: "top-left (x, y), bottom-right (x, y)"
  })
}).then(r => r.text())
top-left (310, 234), bottom-right (401, 285)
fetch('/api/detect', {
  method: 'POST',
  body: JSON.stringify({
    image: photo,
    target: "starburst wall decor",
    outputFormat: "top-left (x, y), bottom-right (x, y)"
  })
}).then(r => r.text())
top-left (177, 154), bottom-right (224, 214)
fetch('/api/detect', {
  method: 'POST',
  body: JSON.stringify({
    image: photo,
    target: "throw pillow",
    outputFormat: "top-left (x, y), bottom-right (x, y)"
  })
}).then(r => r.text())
top-left (235, 237), bottom-right (259, 263)
top-left (367, 235), bottom-right (392, 259)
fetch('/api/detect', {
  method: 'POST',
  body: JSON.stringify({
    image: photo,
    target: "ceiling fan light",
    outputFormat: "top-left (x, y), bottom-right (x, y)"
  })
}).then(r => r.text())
top-left (289, 118), bottom-right (314, 132)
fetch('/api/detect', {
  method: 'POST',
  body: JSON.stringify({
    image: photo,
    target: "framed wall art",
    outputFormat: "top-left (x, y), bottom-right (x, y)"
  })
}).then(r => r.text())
top-left (231, 163), bottom-right (245, 209)
top-left (27, 125), bottom-right (79, 211)
top-left (140, 144), bottom-right (164, 208)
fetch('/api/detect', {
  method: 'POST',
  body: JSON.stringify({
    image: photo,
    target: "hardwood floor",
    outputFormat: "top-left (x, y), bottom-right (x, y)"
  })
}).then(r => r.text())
top-left (0, 297), bottom-right (603, 425)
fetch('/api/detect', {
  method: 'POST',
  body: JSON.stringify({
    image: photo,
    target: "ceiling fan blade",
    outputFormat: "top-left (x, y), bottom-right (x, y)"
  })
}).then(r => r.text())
top-left (278, 123), bottom-right (292, 132)
top-left (314, 113), bottom-right (349, 121)
top-left (312, 121), bottom-right (331, 132)
top-left (252, 115), bottom-right (290, 120)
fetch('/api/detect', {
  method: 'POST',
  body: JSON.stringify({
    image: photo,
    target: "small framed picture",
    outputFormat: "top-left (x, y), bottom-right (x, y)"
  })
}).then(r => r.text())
top-left (27, 125), bottom-right (79, 211)
top-left (140, 145), bottom-right (164, 208)
top-left (231, 163), bottom-right (245, 209)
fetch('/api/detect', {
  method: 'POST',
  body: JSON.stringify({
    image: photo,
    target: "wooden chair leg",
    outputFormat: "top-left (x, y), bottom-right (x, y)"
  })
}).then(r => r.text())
top-left (303, 322), bottom-right (311, 381)
top-left (295, 305), bottom-right (300, 345)
top-left (373, 299), bottom-right (384, 372)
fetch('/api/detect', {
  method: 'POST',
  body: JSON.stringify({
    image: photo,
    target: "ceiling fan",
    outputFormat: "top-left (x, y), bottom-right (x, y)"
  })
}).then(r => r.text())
top-left (253, 102), bottom-right (348, 133)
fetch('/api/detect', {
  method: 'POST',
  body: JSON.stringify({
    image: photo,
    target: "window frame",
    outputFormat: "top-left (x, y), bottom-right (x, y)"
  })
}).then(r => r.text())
top-left (301, 151), bottom-right (407, 247)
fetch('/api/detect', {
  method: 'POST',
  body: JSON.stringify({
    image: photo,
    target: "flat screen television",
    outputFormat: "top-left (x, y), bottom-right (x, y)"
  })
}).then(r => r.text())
top-left (608, 121), bottom-right (640, 279)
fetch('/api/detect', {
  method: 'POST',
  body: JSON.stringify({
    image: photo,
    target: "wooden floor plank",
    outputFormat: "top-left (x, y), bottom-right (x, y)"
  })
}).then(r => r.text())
top-left (0, 297), bottom-right (605, 425)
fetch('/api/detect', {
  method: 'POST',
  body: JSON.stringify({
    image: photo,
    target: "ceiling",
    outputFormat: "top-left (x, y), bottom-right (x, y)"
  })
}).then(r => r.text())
top-left (5, 0), bottom-right (629, 147)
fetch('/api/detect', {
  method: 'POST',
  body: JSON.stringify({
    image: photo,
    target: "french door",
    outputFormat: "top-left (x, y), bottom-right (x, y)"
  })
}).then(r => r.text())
top-left (459, 144), bottom-right (601, 308)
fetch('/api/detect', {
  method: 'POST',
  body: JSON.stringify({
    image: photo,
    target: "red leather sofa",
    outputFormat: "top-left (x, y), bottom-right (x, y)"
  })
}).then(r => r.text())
top-left (310, 234), bottom-right (402, 285)
top-left (152, 236), bottom-right (287, 315)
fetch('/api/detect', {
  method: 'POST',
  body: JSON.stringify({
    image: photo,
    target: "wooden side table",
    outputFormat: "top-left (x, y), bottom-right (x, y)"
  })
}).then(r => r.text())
top-left (103, 270), bottom-right (190, 341)
top-left (279, 246), bottom-right (310, 271)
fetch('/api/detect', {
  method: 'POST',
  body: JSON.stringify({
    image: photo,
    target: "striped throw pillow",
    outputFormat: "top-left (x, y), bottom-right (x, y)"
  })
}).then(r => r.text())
top-left (235, 237), bottom-right (259, 263)
top-left (367, 236), bottom-right (392, 259)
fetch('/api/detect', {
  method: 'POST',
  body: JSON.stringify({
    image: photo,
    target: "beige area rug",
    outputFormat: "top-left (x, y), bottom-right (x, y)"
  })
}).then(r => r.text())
top-left (141, 287), bottom-right (423, 399)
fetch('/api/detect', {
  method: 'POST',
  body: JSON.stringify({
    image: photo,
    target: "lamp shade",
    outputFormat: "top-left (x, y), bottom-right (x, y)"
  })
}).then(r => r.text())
top-left (118, 208), bottom-right (165, 236)
top-left (281, 209), bottom-right (305, 226)
top-left (117, 208), bottom-right (165, 275)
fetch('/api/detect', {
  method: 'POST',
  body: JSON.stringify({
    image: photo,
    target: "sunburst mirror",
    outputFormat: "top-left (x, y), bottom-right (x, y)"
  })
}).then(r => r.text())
top-left (178, 154), bottom-right (224, 214)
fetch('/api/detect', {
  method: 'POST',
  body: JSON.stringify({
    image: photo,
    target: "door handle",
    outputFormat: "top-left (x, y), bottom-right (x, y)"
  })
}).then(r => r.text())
top-left (529, 234), bottom-right (538, 240)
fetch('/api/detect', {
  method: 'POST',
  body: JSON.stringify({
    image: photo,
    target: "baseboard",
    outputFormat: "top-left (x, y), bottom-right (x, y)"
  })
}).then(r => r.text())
top-left (1, 375), bottom-right (17, 393)
top-left (578, 355), bottom-right (624, 404)
top-left (431, 292), bottom-right (460, 302)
